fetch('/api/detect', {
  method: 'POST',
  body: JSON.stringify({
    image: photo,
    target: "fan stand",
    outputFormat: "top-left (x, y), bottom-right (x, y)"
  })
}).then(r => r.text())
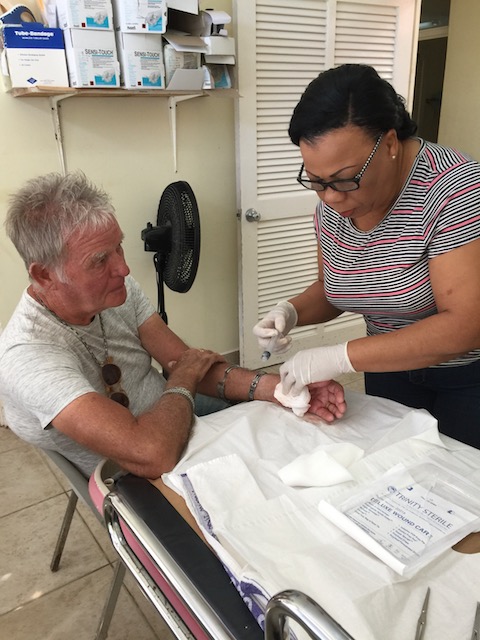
top-left (153, 252), bottom-right (168, 324)
top-left (141, 220), bottom-right (172, 323)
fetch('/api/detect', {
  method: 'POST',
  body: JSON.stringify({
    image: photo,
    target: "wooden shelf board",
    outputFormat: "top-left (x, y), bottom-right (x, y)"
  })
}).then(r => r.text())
top-left (9, 86), bottom-right (237, 98)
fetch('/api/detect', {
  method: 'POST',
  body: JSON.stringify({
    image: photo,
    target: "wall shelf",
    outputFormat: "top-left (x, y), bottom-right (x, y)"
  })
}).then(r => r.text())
top-left (9, 87), bottom-right (237, 173)
top-left (9, 86), bottom-right (238, 98)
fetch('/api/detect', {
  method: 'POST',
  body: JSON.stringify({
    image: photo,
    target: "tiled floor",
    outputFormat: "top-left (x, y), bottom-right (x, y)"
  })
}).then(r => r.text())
top-left (0, 425), bottom-right (174, 640)
top-left (0, 372), bottom-right (365, 640)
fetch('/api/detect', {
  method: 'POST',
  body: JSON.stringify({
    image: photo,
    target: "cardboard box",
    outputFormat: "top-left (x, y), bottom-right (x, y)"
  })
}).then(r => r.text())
top-left (165, 0), bottom-right (198, 15)
top-left (56, 0), bottom-right (113, 30)
top-left (203, 36), bottom-right (235, 65)
top-left (1, 24), bottom-right (69, 88)
top-left (64, 28), bottom-right (119, 87)
top-left (163, 43), bottom-right (203, 89)
top-left (116, 32), bottom-right (164, 89)
top-left (112, 0), bottom-right (167, 33)
top-left (168, 8), bottom-right (230, 37)
top-left (203, 64), bottom-right (231, 89)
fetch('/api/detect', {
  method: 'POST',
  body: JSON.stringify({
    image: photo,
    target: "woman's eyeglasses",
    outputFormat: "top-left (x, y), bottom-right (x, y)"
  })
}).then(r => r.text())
top-left (102, 361), bottom-right (130, 408)
top-left (297, 133), bottom-right (383, 192)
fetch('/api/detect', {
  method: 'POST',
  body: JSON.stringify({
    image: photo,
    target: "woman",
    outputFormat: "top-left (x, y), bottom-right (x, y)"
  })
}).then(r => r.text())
top-left (254, 64), bottom-right (480, 448)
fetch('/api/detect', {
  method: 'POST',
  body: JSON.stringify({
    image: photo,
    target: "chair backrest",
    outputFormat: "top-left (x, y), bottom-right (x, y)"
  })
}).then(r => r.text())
top-left (43, 448), bottom-right (103, 523)
top-left (43, 450), bottom-right (127, 640)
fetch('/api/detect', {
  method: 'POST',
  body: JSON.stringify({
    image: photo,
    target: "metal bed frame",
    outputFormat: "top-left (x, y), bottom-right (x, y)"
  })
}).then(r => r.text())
top-left (98, 465), bottom-right (355, 640)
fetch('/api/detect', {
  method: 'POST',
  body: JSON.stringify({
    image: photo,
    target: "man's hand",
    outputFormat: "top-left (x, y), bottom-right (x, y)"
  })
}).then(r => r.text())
top-left (307, 379), bottom-right (347, 422)
top-left (167, 348), bottom-right (226, 390)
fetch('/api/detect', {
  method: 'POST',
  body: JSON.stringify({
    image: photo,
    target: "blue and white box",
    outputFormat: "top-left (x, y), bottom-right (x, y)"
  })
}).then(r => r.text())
top-left (113, 0), bottom-right (167, 33)
top-left (116, 32), bottom-right (164, 89)
top-left (56, 0), bottom-right (113, 30)
top-left (1, 24), bottom-right (69, 88)
top-left (64, 28), bottom-right (119, 87)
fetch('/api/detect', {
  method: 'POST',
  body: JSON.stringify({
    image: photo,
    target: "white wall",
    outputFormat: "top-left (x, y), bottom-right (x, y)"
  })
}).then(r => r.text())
top-left (438, 0), bottom-right (480, 159)
top-left (0, 0), bottom-right (239, 354)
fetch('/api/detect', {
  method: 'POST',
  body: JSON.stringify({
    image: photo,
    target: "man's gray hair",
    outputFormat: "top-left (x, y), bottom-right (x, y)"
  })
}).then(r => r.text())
top-left (5, 171), bottom-right (117, 279)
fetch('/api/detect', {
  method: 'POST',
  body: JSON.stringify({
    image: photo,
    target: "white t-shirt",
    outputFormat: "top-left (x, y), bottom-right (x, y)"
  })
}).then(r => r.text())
top-left (0, 275), bottom-right (165, 476)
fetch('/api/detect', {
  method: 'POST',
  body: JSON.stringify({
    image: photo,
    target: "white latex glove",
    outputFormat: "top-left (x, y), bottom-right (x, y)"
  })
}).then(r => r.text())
top-left (253, 300), bottom-right (298, 355)
top-left (280, 342), bottom-right (355, 395)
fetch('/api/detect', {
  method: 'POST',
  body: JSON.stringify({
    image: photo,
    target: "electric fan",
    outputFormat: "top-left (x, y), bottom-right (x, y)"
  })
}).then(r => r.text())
top-left (141, 181), bottom-right (201, 324)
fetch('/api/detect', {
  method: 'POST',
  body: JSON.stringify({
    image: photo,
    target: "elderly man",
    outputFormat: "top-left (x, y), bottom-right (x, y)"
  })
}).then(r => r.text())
top-left (0, 172), bottom-right (346, 479)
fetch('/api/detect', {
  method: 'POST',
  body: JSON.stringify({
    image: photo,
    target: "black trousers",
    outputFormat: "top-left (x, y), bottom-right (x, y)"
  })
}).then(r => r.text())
top-left (365, 359), bottom-right (480, 450)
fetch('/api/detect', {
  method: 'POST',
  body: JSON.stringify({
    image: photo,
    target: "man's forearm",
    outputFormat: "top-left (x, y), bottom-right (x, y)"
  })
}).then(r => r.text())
top-left (198, 362), bottom-right (279, 404)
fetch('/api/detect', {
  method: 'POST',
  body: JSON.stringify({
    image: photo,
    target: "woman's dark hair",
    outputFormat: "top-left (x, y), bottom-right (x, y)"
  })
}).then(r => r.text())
top-left (288, 64), bottom-right (417, 146)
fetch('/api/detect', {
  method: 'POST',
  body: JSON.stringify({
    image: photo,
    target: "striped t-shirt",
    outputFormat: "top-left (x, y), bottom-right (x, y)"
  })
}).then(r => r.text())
top-left (315, 138), bottom-right (480, 367)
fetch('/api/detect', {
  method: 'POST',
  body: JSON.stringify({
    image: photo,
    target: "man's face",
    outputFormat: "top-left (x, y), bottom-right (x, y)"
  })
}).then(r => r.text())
top-left (52, 217), bottom-right (130, 322)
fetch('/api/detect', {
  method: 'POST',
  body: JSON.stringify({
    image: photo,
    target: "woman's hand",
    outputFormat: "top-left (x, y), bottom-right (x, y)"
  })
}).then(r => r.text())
top-left (253, 300), bottom-right (298, 354)
top-left (307, 379), bottom-right (347, 422)
top-left (280, 343), bottom-right (354, 395)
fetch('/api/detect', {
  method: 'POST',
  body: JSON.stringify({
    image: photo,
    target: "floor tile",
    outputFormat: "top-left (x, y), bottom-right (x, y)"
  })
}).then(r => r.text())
top-left (336, 371), bottom-right (365, 390)
top-left (122, 571), bottom-right (176, 639)
top-left (0, 445), bottom-right (63, 517)
top-left (0, 565), bottom-right (167, 640)
top-left (341, 374), bottom-right (366, 393)
top-left (75, 498), bottom-right (118, 564)
top-left (0, 425), bottom-right (26, 454)
top-left (38, 450), bottom-right (119, 564)
top-left (0, 494), bottom-right (108, 615)
top-left (40, 450), bottom-right (72, 493)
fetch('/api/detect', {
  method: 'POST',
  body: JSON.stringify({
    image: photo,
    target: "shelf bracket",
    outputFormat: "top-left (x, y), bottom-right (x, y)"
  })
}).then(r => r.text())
top-left (49, 94), bottom-right (75, 175)
top-left (168, 93), bottom-right (204, 172)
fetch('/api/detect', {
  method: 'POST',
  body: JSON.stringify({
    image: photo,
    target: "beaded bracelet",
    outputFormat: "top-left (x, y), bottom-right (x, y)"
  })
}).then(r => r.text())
top-left (162, 386), bottom-right (195, 414)
top-left (217, 364), bottom-right (241, 402)
top-left (248, 371), bottom-right (267, 401)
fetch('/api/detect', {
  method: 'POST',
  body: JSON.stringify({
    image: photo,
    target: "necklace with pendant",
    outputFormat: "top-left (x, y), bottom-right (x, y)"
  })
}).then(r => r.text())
top-left (31, 289), bottom-right (130, 407)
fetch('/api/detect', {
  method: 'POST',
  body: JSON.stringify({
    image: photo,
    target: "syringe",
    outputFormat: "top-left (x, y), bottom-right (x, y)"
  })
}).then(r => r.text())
top-left (261, 334), bottom-right (282, 361)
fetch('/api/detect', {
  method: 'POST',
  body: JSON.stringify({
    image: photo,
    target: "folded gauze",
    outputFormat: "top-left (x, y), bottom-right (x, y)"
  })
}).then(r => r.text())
top-left (274, 382), bottom-right (311, 417)
top-left (278, 443), bottom-right (364, 487)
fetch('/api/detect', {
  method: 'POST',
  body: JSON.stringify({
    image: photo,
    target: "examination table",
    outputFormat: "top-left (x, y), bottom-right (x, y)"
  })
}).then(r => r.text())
top-left (90, 391), bottom-right (480, 640)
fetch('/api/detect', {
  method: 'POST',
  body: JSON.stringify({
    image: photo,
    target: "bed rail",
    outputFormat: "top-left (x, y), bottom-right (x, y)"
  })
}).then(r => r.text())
top-left (265, 589), bottom-right (355, 640)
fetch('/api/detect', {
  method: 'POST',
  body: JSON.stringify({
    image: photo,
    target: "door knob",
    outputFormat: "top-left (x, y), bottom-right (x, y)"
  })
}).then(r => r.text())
top-left (245, 208), bottom-right (261, 222)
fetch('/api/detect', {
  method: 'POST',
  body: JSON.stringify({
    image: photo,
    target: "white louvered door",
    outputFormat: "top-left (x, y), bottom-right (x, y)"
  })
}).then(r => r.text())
top-left (235, 0), bottom-right (420, 368)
